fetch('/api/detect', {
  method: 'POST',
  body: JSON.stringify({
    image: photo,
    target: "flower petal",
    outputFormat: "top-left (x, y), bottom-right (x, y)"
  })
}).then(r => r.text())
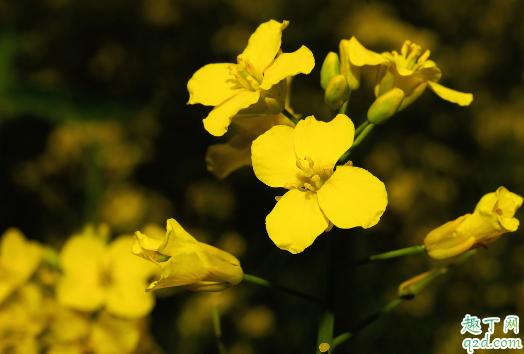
top-left (159, 219), bottom-right (204, 256)
top-left (259, 46), bottom-right (315, 90)
top-left (106, 282), bottom-right (155, 318)
top-left (294, 114), bottom-right (354, 178)
top-left (205, 134), bottom-right (252, 179)
top-left (266, 189), bottom-right (329, 254)
top-left (427, 81), bottom-right (473, 106)
top-left (242, 20), bottom-right (288, 74)
top-left (203, 90), bottom-right (260, 136)
top-left (252, 125), bottom-right (304, 187)
top-left (187, 63), bottom-right (244, 106)
top-left (348, 37), bottom-right (388, 66)
top-left (317, 166), bottom-right (387, 229)
top-left (147, 252), bottom-right (208, 291)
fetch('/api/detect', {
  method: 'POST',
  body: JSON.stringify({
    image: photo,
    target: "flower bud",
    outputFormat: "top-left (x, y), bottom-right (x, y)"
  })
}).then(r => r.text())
top-left (264, 97), bottom-right (284, 115)
top-left (398, 269), bottom-right (447, 297)
top-left (339, 39), bottom-right (361, 90)
top-left (425, 187), bottom-right (522, 260)
top-left (367, 88), bottom-right (405, 125)
top-left (324, 74), bottom-right (350, 110)
top-left (133, 219), bottom-right (244, 292)
top-left (320, 52), bottom-right (340, 90)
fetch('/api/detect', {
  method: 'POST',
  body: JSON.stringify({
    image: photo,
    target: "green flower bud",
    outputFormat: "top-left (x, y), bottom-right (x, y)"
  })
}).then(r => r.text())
top-left (320, 52), bottom-right (340, 90)
top-left (367, 88), bottom-right (405, 125)
top-left (324, 74), bottom-right (350, 110)
top-left (339, 39), bottom-right (361, 90)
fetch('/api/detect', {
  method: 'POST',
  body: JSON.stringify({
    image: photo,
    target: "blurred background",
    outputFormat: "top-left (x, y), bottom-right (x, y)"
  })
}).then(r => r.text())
top-left (1, 0), bottom-right (524, 353)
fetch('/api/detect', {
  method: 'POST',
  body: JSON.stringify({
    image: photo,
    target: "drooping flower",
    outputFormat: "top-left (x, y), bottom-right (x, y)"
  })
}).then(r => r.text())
top-left (251, 114), bottom-right (388, 254)
top-left (344, 37), bottom-right (473, 110)
top-left (132, 219), bottom-right (244, 292)
top-left (424, 187), bottom-right (522, 260)
top-left (0, 228), bottom-right (42, 305)
top-left (56, 224), bottom-right (160, 318)
top-left (187, 20), bottom-right (315, 136)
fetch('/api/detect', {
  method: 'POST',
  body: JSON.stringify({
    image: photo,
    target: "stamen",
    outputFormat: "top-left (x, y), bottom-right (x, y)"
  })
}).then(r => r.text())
top-left (242, 56), bottom-right (263, 83)
top-left (284, 183), bottom-right (298, 190)
top-left (275, 196), bottom-right (282, 201)
top-left (495, 208), bottom-right (503, 216)
top-left (246, 76), bottom-right (260, 90)
top-left (304, 156), bottom-right (314, 168)
top-left (323, 164), bottom-right (334, 177)
top-left (311, 175), bottom-right (324, 189)
top-left (417, 49), bottom-right (430, 64)
top-left (344, 160), bottom-right (353, 166)
top-left (303, 183), bottom-right (317, 192)
top-left (325, 221), bottom-right (334, 232)
top-left (401, 40), bottom-right (411, 57)
top-left (296, 157), bottom-right (304, 170)
top-left (228, 65), bottom-right (254, 91)
top-left (406, 44), bottom-right (421, 70)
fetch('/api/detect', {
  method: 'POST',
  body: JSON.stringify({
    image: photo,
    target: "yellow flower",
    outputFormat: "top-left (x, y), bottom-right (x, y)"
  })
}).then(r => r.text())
top-left (251, 114), bottom-right (388, 254)
top-left (346, 37), bottom-right (473, 110)
top-left (132, 219), bottom-right (244, 292)
top-left (56, 224), bottom-right (159, 318)
top-left (425, 187), bottom-right (522, 259)
top-left (0, 228), bottom-right (42, 305)
top-left (206, 77), bottom-right (297, 179)
top-left (187, 20), bottom-right (315, 136)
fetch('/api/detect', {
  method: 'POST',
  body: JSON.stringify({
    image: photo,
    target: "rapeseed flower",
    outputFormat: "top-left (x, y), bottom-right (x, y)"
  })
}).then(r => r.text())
top-left (187, 20), bottom-right (314, 136)
top-left (132, 219), bottom-right (244, 292)
top-left (0, 228), bottom-right (42, 305)
top-left (251, 114), bottom-right (388, 254)
top-left (56, 224), bottom-right (159, 318)
top-left (425, 187), bottom-right (522, 259)
top-left (345, 37), bottom-right (473, 110)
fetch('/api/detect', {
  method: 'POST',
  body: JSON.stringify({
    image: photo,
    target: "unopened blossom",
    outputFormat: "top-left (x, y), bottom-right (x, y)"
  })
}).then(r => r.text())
top-left (0, 228), bottom-right (42, 305)
top-left (56, 224), bottom-right (159, 318)
top-left (345, 37), bottom-right (473, 110)
top-left (188, 20), bottom-right (315, 136)
top-left (425, 187), bottom-right (522, 259)
top-left (252, 114), bottom-right (388, 254)
top-left (132, 219), bottom-right (244, 292)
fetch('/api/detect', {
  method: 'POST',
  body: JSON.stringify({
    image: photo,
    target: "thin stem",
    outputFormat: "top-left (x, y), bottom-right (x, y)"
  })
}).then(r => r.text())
top-left (343, 245), bottom-right (426, 268)
top-left (282, 108), bottom-right (299, 125)
top-left (338, 121), bottom-right (373, 163)
top-left (331, 297), bottom-right (407, 349)
top-left (338, 100), bottom-right (348, 115)
top-left (243, 274), bottom-right (321, 305)
top-left (212, 305), bottom-right (227, 354)
top-left (331, 250), bottom-right (476, 351)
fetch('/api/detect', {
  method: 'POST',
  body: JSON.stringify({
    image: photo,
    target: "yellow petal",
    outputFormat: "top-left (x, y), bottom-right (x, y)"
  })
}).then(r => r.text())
top-left (206, 134), bottom-right (252, 179)
top-left (427, 237), bottom-right (475, 260)
top-left (252, 125), bottom-right (304, 188)
top-left (294, 114), bottom-right (354, 178)
top-left (348, 37), bottom-right (388, 66)
top-left (107, 236), bottom-right (159, 286)
top-left (203, 90), bottom-right (260, 136)
top-left (266, 189), bottom-right (329, 254)
top-left (259, 46), bottom-right (315, 90)
top-left (427, 81), bottom-right (473, 106)
top-left (187, 63), bottom-right (244, 106)
top-left (317, 166), bottom-right (387, 229)
top-left (56, 233), bottom-right (106, 311)
top-left (158, 219), bottom-right (204, 256)
top-left (147, 252), bottom-right (208, 291)
top-left (106, 282), bottom-right (155, 318)
top-left (90, 311), bottom-right (140, 354)
top-left (241, 20), bottom-right (289, 74)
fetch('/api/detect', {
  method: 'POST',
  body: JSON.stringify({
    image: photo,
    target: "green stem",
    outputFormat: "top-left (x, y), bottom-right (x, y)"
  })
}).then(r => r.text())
top-left (212, 305), bottom-right (227, 354)
top-left (282, 108), bottom-right (299, 125)
top-left (316, 233), bottom-right (340, 353)
top-left (338, 100), bottom-right (348, 115)
top-left (332, 297), bottom-right (407, 350)
top-left (354, 120), bottom-right (369, 137)
top-left (243, 274), bottom-right (321, 305)
top-left (344, 245), bottom-right (426, 268)
top-left (339, 122), bottom-right (374, 163)
top-left (331, 250), bottom-right (476, 351)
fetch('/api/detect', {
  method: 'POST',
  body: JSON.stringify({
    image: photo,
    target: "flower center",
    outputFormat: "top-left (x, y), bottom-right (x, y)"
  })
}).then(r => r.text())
top-left (391, 40), bottom-right (430, 70)
top-left (227, 55), bottom-right (263, 92)
top-left (284, 156), bottom-right (335, 192)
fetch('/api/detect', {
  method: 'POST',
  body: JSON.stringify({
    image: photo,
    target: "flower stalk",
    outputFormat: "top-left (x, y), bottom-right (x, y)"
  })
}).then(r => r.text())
top-left (344, 245), bottom-right (426, 267)
top-left (243, 274), bottom-right (321, 305)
